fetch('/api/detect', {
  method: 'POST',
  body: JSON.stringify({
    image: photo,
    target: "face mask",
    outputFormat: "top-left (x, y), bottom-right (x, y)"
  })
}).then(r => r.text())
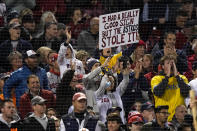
top-left (106, 81), bottom-right (111, 88)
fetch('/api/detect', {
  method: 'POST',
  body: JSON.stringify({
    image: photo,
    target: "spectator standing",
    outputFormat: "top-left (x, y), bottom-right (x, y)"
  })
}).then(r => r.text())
top-left (0, 73), bottom-right (10, 101)
top-left (36, 46), bottom-right (52, 72)
top-left (0, 22), bottom-right (32, 72)
top-left (95, 67), bottom-right (129, 124)
top-left (165, 9), bottom-right (189, 50)
top-left (56, 66), bottom-right (84, 116)
top-left (153, 31), bottom-right (188, 74)
top-left (130, 40), bottom-right (146, 69)
top-left (23, 96), bottom-right (56, 131)
top-left (76, 50), bottom-right (90, 74)
top-left (5, 0), bottom-right (35, 14)
top-left (77, 17), bottom-right (99, 56)
top-left (58, 43), bottom-right (85, 78)
top-left (140, 102), bottom-right (155, 123)
top-left (127, 111), bottom-right (144, 131)
top-left (122, 58), bottom-right (150, 115)
top-left (170, 105), bottom-right (188, 130)
top-left (3, 50), bottom-right (49, 107)
top-left (7, 51), bottom-right (23, 73)
top-left (19, 74), bottom-right (55, 119)
top-left (0, 99), bottom-right (23, 131)
top-left (31, 22), bottom-right (60, 52)
top-left (34, 11), bottom-right (57, 36)
top-left (21, 14), bottom-right (36, 38)
top-left (106, 113), bottom-right (125, 131)
top-left (67, 8), bottom-right (89, 44)
top-left (141, 105), bottom-right (171, 131)
top-left (185, 61), bottom-right (197, 106)
top-left (151, 55), bottom-right (190, 121)
top-left (47, 51), bottom-right (60, 94)
top-left (0, 10), bottom-right (31, 44)
top-left (60, 92), bottom-right (100, 131)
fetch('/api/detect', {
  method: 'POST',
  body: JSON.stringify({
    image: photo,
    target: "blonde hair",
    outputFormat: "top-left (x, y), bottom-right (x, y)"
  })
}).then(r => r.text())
top-left (7, 51), bottom-right (22, 63)
top-left (76, 50), bottom-right (90, 61)
top-left (39, 11), bottom-right (57, 33)
top-left (36, 46), bottom-right (52, 63)
top-left (19, 8), bottom-right (33, 21)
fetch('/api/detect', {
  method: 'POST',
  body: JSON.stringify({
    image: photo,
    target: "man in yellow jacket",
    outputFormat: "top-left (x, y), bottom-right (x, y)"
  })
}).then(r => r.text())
top-left (151, 55), bottom-right (190, 121)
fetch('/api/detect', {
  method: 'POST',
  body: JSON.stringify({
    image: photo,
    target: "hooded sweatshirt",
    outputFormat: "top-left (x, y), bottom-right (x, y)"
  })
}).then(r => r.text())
top-left (58, 43), bottom-right (85, 78)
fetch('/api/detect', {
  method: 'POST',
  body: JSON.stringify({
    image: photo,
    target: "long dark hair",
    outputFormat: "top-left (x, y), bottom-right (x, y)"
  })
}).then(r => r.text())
top-left (104, 72), bottom-right (117, 93)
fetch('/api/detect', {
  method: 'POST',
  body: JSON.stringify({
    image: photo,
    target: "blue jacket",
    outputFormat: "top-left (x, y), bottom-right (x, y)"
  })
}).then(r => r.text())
top-left (61, 111), bottom-right (98, 131)
top-left (3, 65), bottom-right (49, 107)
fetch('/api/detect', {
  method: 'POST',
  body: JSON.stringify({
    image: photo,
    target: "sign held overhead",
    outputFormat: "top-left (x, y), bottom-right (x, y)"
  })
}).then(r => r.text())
top-left (99, 9), bottom-right (140, 49)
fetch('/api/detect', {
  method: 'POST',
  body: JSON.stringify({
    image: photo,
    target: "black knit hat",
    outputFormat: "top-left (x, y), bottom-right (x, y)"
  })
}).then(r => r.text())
top-left (87, 58), bottom-right (100, 71)
top-left (7, 10), bottom-right (19, 24)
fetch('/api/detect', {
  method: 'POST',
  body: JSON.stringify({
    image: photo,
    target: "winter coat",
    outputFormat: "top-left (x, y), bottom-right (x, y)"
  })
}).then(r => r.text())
top-left (19, 89), bottom-right (56, 119)
top-left (3, 65), bottom-right (49, 107)
top-left (0, 39), bottom-right (32, 71)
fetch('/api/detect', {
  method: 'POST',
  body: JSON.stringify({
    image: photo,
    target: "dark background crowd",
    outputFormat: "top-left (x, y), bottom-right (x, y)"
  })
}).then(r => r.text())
top-left (0, 0), bottom-right (197, 131)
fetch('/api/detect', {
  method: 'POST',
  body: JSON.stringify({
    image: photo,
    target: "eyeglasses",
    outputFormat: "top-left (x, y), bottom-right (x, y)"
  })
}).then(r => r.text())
top-left (159, 112), bottom-right (170, 116)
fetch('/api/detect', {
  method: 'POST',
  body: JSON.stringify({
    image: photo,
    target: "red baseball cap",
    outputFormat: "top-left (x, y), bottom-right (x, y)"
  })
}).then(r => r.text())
top-left (137, 40), bottom-right (146, 47)
top-left (72, 92), bottom-right (87, 101)
top-left (128, 115), bottom-right (143, 124)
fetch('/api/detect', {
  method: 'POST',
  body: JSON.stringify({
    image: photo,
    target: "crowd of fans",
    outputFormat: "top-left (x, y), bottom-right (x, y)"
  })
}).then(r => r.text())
top-left (0, 0), bottom-right (197, 131)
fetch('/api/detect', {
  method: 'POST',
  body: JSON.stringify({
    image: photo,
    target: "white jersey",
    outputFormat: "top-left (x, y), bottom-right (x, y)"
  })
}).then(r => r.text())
top-left (47, 71), bottom-right (61, 94)
top-left (95, 74), bottom-right (129, 124)
top-left (58, 43), bottom-right (85, 78)
top-left (185, 78), bottom-right (197, 107)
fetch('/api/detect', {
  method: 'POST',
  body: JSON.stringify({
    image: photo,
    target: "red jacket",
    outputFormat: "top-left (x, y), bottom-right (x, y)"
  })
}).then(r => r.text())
top-left (184, 54), bottom-right (197, 81)
top-left (19, 89), bottom-right (56, 119)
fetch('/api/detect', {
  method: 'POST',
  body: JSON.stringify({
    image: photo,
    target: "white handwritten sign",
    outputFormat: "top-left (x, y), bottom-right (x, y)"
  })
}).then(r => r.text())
top-left (99, 9), bottom-right (140, 49)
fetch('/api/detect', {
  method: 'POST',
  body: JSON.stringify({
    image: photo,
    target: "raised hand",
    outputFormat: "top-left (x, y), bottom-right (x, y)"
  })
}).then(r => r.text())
top-left (65, 26), bottom-right (72, 43)
top-left (101, 57), bottom-right (110, 68)
top-left (166, 61), bottom-right (171, 77)
top-left (172, 60), bottom-right (178, 76)
top-left (70, 60), bottom-right (76, 71)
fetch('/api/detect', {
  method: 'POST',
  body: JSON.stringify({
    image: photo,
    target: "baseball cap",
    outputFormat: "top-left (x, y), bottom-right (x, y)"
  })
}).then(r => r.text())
top-left (128, 115), bottom-right (143, 124)
top-left (128, 110), bottom-right (142, 120)
top-left (0, 73), bottom-right (10, 80)
top-left (182, 0), bottom-right (193, 3)
top-left (7, 10), bottom-right (19, 24)
top-left (136, 40), bottom-right (146, 48)
top-left (154, 105), bottom-right (169, 113)
top-left (25, 50), bottom-right (40, 58)
top-left (72, 92), bottom-right (87, 101)
top-left (86, 58), bottom-right (100, 71)
top-left (140, 102), bottom-right (154, 112)
top-left (107, 107), bottom-right (122, 116)
top-left (31, 96), bottom-right (47, 105)
top-left (8, 22), bottom-right (21, 29)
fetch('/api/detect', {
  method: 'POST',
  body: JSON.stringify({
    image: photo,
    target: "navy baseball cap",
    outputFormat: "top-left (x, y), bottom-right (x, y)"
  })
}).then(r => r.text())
top-left (107, 107), bottom-right (122, 116)
top-left (140, 102), bottom-right (154, 112)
